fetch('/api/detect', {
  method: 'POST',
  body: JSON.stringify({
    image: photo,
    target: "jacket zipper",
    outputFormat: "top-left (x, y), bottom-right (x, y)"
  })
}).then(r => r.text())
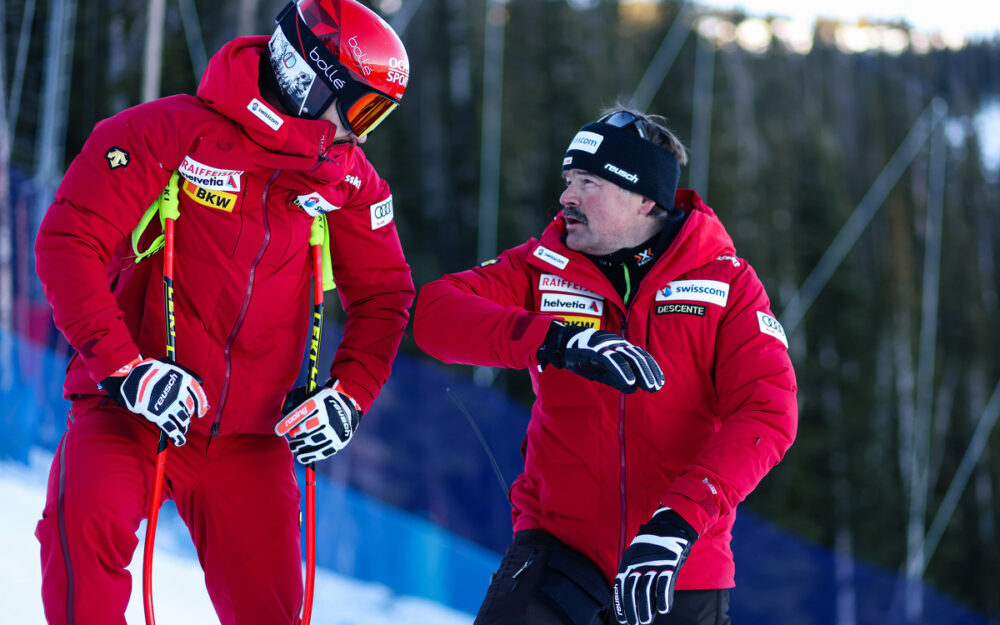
top-left (618, 311), bottom-right (630, 561)
top-left (211, 170), bottom-right (279, 436)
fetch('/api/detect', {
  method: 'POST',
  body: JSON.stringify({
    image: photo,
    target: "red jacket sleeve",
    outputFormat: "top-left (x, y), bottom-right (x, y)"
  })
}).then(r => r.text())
top-left (34, 103), bottom-right (179, 384)
top-left (660, 263), bottom-right (798, 534)
top-left (413, 242), bottom-right (554, 370)
top-left (324, 171), bottom-right (415, 414)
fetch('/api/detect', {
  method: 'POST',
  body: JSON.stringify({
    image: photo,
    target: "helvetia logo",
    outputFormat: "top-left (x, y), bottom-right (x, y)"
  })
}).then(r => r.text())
top-left (540, 293), bottom-right (604, 316)
top-left (179, 156), bottom-right (243, 192)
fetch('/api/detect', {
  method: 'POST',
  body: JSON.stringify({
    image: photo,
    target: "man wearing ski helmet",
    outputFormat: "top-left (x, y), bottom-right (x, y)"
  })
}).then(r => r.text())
top-left (413, 107), bottom-right (797, 624)
top-left (34, 2), bottom-right (413, 624)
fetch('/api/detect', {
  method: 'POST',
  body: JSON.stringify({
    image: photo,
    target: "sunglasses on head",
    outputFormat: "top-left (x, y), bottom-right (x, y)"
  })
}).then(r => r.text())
top-left (599, 111), bottom-right (647, 140)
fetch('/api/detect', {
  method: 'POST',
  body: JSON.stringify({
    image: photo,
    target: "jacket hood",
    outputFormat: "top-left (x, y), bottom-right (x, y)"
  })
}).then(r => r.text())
top-left (197, 36), bottom-right (355, 184)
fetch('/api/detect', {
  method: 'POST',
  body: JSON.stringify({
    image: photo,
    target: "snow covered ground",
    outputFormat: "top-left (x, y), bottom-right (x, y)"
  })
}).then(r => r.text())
top-left (1, 449), bottom-right (475, 625)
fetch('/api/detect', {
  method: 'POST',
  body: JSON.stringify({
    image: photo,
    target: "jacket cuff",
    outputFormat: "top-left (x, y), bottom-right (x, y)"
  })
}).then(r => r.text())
top-left (659, 474), bottom-right (723, 536)
top-left (79, 324), bottom-right (142, 386)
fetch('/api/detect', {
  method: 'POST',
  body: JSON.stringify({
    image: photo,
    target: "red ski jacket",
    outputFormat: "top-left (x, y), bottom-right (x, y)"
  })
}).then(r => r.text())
top-left (35, 37), bottom-right (414, 435)
top-left (414, 190), bottom-right (797, 589)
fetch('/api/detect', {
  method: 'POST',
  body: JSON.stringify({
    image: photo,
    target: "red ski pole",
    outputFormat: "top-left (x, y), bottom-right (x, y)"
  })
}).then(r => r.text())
top-left (143, 173), bottom-right (180, 625)
top-left (301, 237), bottom-right (325, 625)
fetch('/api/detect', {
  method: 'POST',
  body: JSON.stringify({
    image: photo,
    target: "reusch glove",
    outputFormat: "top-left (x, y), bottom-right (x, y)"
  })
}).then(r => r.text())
top-left (613, 507), bottom-right (698, 625)
top-left (536, 322), bottom-right (665, 393)
top-left (275, 380), bottom-right (361, 465)
top-left (100, 357), bottom-right (210, 447)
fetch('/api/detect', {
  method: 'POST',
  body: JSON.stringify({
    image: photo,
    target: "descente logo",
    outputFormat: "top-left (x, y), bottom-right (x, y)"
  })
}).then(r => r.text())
top-left (603, 163), bottom-right (639, 184)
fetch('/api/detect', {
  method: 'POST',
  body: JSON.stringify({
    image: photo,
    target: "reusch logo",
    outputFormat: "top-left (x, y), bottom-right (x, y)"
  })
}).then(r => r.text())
top-left (603, 163), bottom-right (639, 183)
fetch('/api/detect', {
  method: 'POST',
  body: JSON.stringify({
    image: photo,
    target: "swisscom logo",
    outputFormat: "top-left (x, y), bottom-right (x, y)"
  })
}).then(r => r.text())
top-left (656, 280), bottom-right (730, 307)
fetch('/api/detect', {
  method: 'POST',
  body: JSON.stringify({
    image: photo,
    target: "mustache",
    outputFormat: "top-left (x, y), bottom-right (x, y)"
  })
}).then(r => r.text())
top-left (562, 207), bottom-right (587, 224)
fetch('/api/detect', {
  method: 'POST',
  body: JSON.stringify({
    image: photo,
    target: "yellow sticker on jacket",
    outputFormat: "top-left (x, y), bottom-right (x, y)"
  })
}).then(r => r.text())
top-left (557, 315), bottom-right (601, 329)
top-left (182, 179), bottom-right (237, 212)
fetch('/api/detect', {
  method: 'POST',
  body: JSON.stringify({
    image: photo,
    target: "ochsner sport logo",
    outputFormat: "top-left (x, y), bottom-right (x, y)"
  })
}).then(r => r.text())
top-left (179, 156), bottom-right (242, 192)
top-left (656, 279), bottom-right (730, 307)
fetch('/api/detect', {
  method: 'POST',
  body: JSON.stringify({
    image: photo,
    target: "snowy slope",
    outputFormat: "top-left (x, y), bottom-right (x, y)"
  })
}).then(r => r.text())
top-left (1, 450), bottom-right (475, 625)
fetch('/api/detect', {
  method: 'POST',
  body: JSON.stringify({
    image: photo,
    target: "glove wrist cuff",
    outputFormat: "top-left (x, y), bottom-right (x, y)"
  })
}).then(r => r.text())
top-left (536, 321), bottom-right (569, 368)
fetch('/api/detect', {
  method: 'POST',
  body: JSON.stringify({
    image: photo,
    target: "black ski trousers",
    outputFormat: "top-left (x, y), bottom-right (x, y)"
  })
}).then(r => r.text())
top-left (474, 530), bottom-right (731, 625)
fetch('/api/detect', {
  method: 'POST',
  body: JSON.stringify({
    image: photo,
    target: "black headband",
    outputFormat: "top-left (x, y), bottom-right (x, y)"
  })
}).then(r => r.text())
top-left (562, 122), bottom-right (680, 209)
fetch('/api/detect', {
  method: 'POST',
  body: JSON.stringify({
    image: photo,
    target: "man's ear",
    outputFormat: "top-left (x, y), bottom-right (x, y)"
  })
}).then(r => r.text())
top-left (639, 197), bottom-right (658, 216)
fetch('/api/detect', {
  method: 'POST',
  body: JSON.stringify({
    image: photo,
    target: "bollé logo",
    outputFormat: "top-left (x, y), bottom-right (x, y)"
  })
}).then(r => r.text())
top-left (308, 47), bottom-right (346, 89)
top-left (347, 36), bottom-right (372, 76)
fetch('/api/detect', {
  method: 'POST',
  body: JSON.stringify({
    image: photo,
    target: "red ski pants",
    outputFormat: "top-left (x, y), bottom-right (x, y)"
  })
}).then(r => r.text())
top-left (36, 396), bottom-right (303, 625)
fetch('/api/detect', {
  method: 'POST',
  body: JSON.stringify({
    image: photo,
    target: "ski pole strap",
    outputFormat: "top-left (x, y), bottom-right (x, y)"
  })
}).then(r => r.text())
top-left (310, 216), bottom-right (336, 292)
top-left (133, 171), bottom-right (181, 263)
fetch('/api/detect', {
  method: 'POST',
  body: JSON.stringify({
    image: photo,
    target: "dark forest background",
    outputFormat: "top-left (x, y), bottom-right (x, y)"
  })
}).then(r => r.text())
top-left (3, 0), bottom-right (999, 620)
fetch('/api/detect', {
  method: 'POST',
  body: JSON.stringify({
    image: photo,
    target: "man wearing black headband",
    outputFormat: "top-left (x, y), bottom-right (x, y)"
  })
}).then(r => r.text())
top-left (414, 107), bottom-right (798, 625)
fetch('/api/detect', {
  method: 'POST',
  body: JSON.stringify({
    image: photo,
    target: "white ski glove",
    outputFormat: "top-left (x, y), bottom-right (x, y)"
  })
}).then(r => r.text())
top-left (536, 322), bottom-right (665, 393)
top-left (275, 380), bottom-right (362, 465)
top-left (101, 357), bottom-right (210, 447)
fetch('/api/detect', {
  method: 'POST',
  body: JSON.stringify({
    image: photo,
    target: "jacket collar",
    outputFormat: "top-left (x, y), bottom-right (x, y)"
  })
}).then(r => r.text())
top-left (196, 36), bottom-right (353, 185)
top-left (530, 189), bottom-right (736, 308)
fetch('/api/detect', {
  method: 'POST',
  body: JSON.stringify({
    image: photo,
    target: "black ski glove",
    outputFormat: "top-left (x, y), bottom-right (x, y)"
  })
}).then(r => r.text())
top-left (536, 322), bottom-right (665, 393)
top-left (613, 507), bottom-right (698, 625)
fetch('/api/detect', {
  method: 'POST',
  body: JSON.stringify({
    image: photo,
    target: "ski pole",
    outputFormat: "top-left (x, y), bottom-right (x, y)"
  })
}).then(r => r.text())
top-left (301, 221), bottom-right (326, 625)
top-left (143, 173), bottom-right (180, 625)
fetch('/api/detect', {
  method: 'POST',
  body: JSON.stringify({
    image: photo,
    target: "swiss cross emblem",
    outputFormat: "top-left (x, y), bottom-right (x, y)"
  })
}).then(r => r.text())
top-left (105, 147), bottom-right (130, 169)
